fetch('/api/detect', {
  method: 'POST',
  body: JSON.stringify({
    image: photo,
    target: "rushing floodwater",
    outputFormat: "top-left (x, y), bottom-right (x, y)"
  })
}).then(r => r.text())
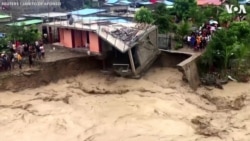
top-left (1, 68), bottom-right (250, 141)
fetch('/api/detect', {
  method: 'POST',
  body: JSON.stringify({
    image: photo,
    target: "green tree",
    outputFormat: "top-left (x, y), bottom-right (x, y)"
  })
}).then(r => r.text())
top-left (219, 11), bottom-right (234, 27)
top-left (188, 6), bottom-right (206, 26)
top-left (134, 7), bottom-right (154, 24)
top-left (0, 38), bottom-right (8, 52)
top-left (21, 25), bottom-right (41, 44)
top-left (7, 23), bottom-right (24, 42)
top-left (7, 23), bottom-right (41, 44)
top-left (173, 0), bottom-right (197, 22)
top-left (176, 21), bottom-right (190, 47)
top-left (200, 21), bottom-right (250, 74)
top-left (153, 4), bottom-right (173, 33)
top-left (225, 0), bottom-right (238, 5)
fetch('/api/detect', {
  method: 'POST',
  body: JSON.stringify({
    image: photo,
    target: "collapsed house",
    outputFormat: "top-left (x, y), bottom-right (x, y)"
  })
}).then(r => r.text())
top-left (42, 19), bottom-right (160, 77)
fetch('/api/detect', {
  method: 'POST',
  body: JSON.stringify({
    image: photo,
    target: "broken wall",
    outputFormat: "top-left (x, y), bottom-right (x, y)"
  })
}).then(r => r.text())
top-left (135, 28), bottom-right (160, 74)
top-left (177, 54), bottom-right (201, 90)
top-left (159, 50), bottom-right (200, 90)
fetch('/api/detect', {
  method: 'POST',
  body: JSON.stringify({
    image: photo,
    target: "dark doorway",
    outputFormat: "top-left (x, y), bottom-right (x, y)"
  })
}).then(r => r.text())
top-left (86, 31), bottom-right (90, 43)
top-left (131, 47), bottom-right (140, 68)
top-left (71, 30), bottom-right (75, 48)
top-left (98, 37), bottom-right (102, 52)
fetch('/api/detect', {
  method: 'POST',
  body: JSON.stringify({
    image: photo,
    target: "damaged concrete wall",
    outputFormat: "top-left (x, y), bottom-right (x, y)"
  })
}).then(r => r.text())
top-left (159, 50), bottom-right (200, 90)
top-left (135, 28), bottom-right (160, 74)
top-left (177, 54), bottom-right (201, 90)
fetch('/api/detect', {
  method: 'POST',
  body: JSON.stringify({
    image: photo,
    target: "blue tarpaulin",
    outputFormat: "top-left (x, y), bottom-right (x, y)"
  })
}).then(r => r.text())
top-left (106, 0), bottom-right (119, 3)
top-left (71, 8), bottom-right (106, 16)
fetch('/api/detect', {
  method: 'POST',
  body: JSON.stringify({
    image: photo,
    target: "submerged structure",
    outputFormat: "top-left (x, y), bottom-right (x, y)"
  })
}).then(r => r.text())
top-left (42, 18), bottom-right (159, 77)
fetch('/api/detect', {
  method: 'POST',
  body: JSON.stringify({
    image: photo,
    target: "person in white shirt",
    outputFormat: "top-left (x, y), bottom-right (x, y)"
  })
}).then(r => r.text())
top-left (35, 41), bottom-right (39, 46)
top-left (187, 36), bottom-right (191, 47)
top-left (39, 44), bottom-right (45, 59)
top-left (210, 26), bottom-right (216, 34)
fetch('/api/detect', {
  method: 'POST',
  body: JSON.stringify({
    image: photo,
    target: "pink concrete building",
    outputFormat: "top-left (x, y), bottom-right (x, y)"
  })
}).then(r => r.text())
top-left (57, 28), bottom-right (100, 53)
top-left (197, 0), bottom-right (222, 5)
top-left (43, 20), bottom-right (159, 77)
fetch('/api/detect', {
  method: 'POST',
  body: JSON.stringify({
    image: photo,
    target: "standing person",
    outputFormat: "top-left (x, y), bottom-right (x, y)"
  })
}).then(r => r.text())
top-left (16, 52), bottom-right (22, 69)
top-left (196, 35), bottom-right (201, 50)
top-left (39, 44), bottom-right (45, 59)
top-left (23, 44), bottom-right (29, 57)
top-left (187, 35), bottom-right (191, 47)
top-left (7, 41), bottom-right (12, 49)
top-left (190, 35), bottom-right (196, 48)
top-left (35, 41), bottom-right (41, 59)
top-left (43, 33), bottom-right (48, 44)
top-left (9, 53), bottom-right (15, 70)
top-left (10, 44), bottom-right (15, 54)
top-left (1, 54), bottom-right (7, 71)
top-left (28, 46), bottom-right (33, 68)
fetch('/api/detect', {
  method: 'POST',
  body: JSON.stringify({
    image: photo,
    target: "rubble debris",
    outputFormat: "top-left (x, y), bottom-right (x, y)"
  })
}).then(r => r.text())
top-left (101, 24), bottom-right (153, 45)
top-left (201, 94), bottom-right (246, 110)
top-left (200, 73), bottom-right (229, 89)
top-left (110, 27), bottom-right (139, 43)
top-left (191, 116), bottom-right (227, 138)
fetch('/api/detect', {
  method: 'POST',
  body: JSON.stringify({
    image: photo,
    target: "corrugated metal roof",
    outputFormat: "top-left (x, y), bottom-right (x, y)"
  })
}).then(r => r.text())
top-left (106, 0), bottom-right (119, 4)
top-left (6, 19), bottom-right (43, 26)
top-left (71, 8), bottom-right (106, 16)
top-left (0, 15), bottom-right (11, 19)
top-left (72, 16), bottom-right (120, 22)
top-left (23, 12), bottom-right (67, 18)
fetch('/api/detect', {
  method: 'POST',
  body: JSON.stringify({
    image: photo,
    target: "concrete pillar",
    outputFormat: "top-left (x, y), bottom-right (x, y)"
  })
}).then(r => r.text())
top-left (128, 49), bottom-right (136, 75)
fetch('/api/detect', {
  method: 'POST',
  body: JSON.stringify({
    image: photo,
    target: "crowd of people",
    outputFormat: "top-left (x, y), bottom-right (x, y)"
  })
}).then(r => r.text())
top-left (185, 20), bottom-right (220, 51)
top-left (0, 40), bottom-right (45, 72)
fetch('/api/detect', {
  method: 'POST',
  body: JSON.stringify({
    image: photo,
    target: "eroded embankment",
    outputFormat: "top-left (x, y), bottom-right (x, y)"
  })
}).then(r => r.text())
top-left (0, 56), bottom-right (100, 91)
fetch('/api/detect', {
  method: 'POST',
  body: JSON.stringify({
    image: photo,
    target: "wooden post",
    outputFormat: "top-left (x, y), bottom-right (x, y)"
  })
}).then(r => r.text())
top-left (128, 49), bottom-right (136, 75)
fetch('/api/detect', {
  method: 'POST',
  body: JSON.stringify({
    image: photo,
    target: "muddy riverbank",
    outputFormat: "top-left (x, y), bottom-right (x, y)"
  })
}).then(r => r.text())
top-left (0, 55), bottom-right (100, 91)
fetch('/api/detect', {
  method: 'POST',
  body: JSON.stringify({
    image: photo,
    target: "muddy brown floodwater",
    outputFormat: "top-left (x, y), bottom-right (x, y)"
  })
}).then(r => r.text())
top-left (1, 67), bottom-right (250, 141)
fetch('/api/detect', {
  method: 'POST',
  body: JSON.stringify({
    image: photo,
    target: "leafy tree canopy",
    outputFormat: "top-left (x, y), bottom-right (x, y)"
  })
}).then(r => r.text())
top-left (153, 4), bottom-right (173, 33)
top-left (173, 0), bottom-right (197, 22)
top-left (134, 7), bottom-right (154, 24)
top-left (200, 21), bottom-right (250, 73)
top-left (7, 23), bottom-right (41, 45)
